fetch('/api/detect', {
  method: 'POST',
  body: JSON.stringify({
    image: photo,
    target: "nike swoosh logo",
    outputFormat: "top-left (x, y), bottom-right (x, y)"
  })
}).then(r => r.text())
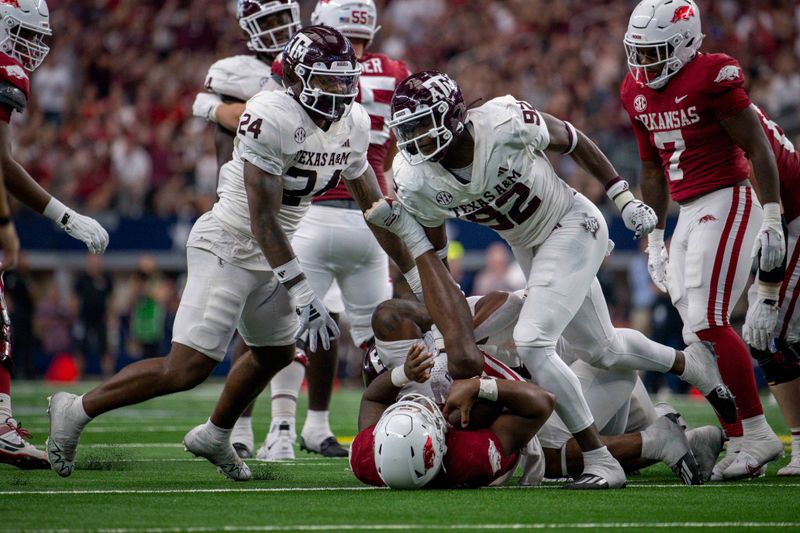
top-left (0, 437), bottom-right (25, 451)
top-left (675, 95), bottom-right (688, 104)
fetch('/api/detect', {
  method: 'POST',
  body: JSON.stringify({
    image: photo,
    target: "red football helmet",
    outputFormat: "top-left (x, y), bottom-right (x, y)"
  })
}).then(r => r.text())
top-left (237, 0), bottom-right (300, 56)
top-left (282, 25), bottom-right (361, 121)
top-left (388, 71), bottom-right (466, 165)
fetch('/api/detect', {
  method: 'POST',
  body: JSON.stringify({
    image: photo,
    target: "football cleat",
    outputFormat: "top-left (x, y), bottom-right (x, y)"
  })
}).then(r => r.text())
top-left (680, 342), bottom-right (737, 424)
top-left (710, 437), bottom-right (740, 481)
top-left (653, 402), bottom-right (689, 430)
top-left (687, 425), bottom-right (725, 482)
top-left (659, 413), bottom-right (702, 485)
top-left (777, 455), bottom-right (800, 477)
top-left (563, 448), bottom-right (626, 490)
top-left (300, 435), bottom-right (348, 458)
top-left (0, 418), bottom-right (49, 470)
top-left (46, 392), bottom-right (85, 477)
top-left (231, 417), bottom-right (254, 459)
top-left (721, 431), bottom-right (784, 481)
top-left (183, 423), bottom-right (251, 481)
top-left (256, 419), bottom-right (295, 461)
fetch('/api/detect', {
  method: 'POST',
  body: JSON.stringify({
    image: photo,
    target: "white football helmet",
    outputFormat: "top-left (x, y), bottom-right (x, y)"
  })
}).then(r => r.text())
top-left (624, 0), bottom-right (704, 89)
top-left (0, 0), bottom-right (50, 72)
top-left (237, 0), bottom-right (301, 55)
top-left (310, 0), bottom-right (380, 46)
top-left (373, 393), bottom-right (447, 489)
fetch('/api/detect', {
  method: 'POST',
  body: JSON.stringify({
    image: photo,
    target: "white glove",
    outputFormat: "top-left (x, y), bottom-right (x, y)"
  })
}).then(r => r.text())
top-left (192, 92), bottom-right (222, 123)
top-left (621, 200), bottom-right (658, 239)
top-left (43, 198), bottom-right (109, 254)
top-left (646, 229), bottom-right (668, 293)
top-left (364, 197), bottom-right (433, 259)
top-left (288, 280), bottom-right (340, 352)
top-left (742, 282), bottom-right (780, 351)
top-left (752, 202), bottom-right (785, 272)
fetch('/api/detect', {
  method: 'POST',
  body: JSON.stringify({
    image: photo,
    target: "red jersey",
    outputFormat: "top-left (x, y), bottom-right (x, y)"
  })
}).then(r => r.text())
top-left (753, 105), bottom-right (800, 223)
top-left (273, 53), bottom-right (408, 202)
top-left (621, 53), bottom-right (752, 203)
top-left (350, 424), bottom-right (519, 488)
top-left (0, 54), bottom-right (30, 123)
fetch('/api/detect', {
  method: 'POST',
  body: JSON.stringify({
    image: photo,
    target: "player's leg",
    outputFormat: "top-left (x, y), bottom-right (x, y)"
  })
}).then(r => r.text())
top-left (229, 334), bottom-right (256, 458)
top-left (513, 200), bottom-right (625, 489)
top-left (185, 272), bottom-right (298, 478)
top-left (48, 248), bottom-right (242, 477)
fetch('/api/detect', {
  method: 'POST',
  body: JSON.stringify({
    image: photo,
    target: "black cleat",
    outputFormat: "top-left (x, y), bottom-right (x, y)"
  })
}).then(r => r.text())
top-left (300, 436), bottom-right (348, 458)
top-left (232, 442), bottom-right (252, 459)
top-left (705, 384), bottom-right (737, 424)
top-left (562, 473), bottom-right (625, 490)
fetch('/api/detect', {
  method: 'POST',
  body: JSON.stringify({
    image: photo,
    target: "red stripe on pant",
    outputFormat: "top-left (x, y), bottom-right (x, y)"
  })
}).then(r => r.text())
top-left (779, 238), bottom-right (800, 339)
top-left (707, 188), bottom-right (742, 327)
top-left (720, 189), bottom-right (752, 322)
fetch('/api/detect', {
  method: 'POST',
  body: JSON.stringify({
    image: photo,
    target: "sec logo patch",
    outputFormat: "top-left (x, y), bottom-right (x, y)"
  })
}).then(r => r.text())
top-left (634, 94), bottom-right (647, 113)
top-left (435, 191), bottom-right (454, 206)
top-left (294, 127), bottom-right (306, 143)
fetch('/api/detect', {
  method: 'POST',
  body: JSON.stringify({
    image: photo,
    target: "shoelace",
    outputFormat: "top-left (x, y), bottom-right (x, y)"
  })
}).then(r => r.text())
top-left (1, 419), bottom-right (32, 440)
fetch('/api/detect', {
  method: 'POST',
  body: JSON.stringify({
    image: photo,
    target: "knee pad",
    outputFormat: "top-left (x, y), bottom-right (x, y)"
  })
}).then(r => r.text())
top-left (751, 344), bottom-right (800, 386)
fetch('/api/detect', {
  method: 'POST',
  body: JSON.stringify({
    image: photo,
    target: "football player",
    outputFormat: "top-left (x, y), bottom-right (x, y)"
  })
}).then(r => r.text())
top-left (260, 0), bottom-right (410, 461)
top-left (365, 70), bottom-right (733, 489)
top-left (741, 105), bottom-right (800, 477)
top-left (0, 0), bottom-right (109, 470)
top-left (192, 0), bottom-right (303, 460)
top-left (620, 0), bottom-right (784, 479)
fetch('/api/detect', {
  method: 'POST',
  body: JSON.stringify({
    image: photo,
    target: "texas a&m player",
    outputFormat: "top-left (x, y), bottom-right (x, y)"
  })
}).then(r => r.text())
top-left (621, 0), bottom-right (785, 480)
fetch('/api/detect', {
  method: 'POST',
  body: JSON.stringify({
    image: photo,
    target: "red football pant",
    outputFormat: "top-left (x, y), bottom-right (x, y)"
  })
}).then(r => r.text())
top-left (0, 365), bottom-right (9, 396)
top-left (697, 326), bottom-right (763, 437)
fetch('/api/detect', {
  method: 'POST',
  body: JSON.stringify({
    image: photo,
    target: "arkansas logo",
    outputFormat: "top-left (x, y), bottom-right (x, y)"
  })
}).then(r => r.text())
top-left (671, 5), bottom-right (695, 23)
top-left (698, 214), bottom-right (718, 224)
top-left (423, 435), bottom-right (435, 470)
top-left (0, 0), bottom-right (20, 7)
top-left (1, 64), bottom-right (27, 81)
top-left (714, 65), bottom-right (741, 83)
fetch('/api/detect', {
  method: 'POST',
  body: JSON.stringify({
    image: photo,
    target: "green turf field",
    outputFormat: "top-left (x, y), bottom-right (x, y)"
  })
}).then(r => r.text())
top-left (4, 381), bottom-right (800, 532)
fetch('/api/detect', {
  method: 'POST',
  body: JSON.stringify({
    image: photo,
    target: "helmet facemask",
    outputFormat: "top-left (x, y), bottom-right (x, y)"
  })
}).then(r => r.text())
top-left (624, 31), bottom-right (700, 89)
top-left (291, 61), bottom-right (361, 121)
top-left (239, 1), bottom-right (301, 55)
top-left (0, 18), bottom-right (50, 71)
top-left (389, 102), bottom-right (460, 166)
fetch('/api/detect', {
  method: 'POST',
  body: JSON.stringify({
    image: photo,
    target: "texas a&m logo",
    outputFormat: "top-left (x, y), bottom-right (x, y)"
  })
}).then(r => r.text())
top-left (286, 33), bottom-right (313, 62)
top-left (422, 74), bottom-right (457, 102)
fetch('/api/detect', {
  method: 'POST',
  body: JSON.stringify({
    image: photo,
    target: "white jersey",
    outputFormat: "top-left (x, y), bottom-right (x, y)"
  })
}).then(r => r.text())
top-left (204, 55), bottom-right (281, 102)
top-left (189, 91), bottom-right (370, 270)
top-left (393, 95), bottom-right (575, 249)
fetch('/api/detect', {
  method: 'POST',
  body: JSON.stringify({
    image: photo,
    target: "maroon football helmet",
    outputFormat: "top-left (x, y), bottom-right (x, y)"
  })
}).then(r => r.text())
top-left (282, 25), bottom-right (361, 121)
top-left (388, 71), bottom-right (466, 165)
top-left (237, 0), bottom-right (300, 55)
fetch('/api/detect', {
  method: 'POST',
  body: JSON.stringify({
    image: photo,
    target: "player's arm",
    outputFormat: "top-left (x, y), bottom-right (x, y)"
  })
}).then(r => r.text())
top-left (424, 223), bottom-right (450, 269)
top-left (443, 378), bottom-right (555, 455)
top-left (215, 102), bottom-right (246, 133)
top-left (721, 105), bottom-right (785, 272)
top-left (542, 112), bottom-right (657, 239)
top-left (0, 121), bottom-right (109, 254)
top-left (639, 158), bottom-right (670, 292)
top-left (0, 164), bottom-right (18, 271)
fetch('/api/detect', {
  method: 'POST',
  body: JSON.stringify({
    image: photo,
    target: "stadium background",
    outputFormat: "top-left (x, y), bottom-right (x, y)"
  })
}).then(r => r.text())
top-left (8, 0), bottom-right (799, 385)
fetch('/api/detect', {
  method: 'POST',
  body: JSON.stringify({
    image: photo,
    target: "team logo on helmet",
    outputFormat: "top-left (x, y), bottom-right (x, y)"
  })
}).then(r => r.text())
top-left (671, 5), bottom-right (695, 23)
top-left (286, 32), bottom-right (313, 61)
top-left (294, 127), bottom-right (306, 143)
top-left (435, 191), bottom-right (454, 206)
top-left (0, 0), bottom-right (21, 7)
top-left (714, 65), bottom-right (741, 83)
top-left (423, 435), bottom-right (435, 470)
top-left (633, 94), bottom-right (647, 113)
top-left (422, 74), bottom-right (458, 102)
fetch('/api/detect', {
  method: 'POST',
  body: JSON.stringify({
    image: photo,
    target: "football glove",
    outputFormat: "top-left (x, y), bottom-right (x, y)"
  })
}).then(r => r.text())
top-left (364, 197), bottom-right (433, 259)
top-left (192, 92), bottom-right (222, 123)
top-left (44, 198), bottom-right (109, 254)
top-left (742, 283), bottom-right (780, 351)
top-left (621, 200), bottom-right (658, 240)
top-left (289, 281), bottom-right (339, 352)
top-left (647, 229), bottom-right (668, 293)
top-left (752, 202), bottom-right (785, 272)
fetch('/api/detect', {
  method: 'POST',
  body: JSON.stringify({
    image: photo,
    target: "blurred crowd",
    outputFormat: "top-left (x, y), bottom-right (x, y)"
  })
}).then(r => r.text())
top-left (7, 0), bottom-right (799, 386)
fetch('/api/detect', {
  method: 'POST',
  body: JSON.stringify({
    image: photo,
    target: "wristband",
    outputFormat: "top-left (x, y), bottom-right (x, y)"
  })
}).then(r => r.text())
top-left (273, 257), bottom-right (303, 284)
top-left (478, 378), bottom-right (498, 402)
top-left (763, 202), bottom-right (781, 223)
top-left (605, 177), bottom-right (636, 212)
top-left (391, 365), bottom-right (411, 387)
top-left (435, 243), bottom-right (449, 260)
top-left (648, 228), bottom-right (665, 247)
top-left (43, 197), bottom-right (69, 224)
top-left (756, 280), bottom-right (781, 302)
top-left (404, 266), bottom-right (423, 299)
top-left (562, 121), bottom-right (578, 155)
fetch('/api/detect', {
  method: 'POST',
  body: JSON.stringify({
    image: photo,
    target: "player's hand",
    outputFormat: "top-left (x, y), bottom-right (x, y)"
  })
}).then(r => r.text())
top-left (364, 197), bottom-right (433, 259)
top-left (621, 200), bottom-right (658, 239)
top-left (289, 282), bottom-right (339, 352)
top-left (403, 342), bottom-right (434, 383)
top-left (58, 209), bottom-right (109, 254)
top-left (752, 203), bottom-right (785, 272)
top-left (192, 92), bottom-right (222, 122)
top-left (743, 296), bottom-right (779, 351)
top-left (0, 221), bottom-right (19, 271)
top-left (443, 379), bottom-right (480, 428)
top-left (646, 230), bottom-right (668, 293)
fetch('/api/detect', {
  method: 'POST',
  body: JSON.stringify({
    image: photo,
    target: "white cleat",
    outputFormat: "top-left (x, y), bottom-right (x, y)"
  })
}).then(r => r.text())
top-left (710, 437), bottom-right (740, 481)
top-left (722, 431), bottom-right (784, 480)
top-left (686, 425), bottom-right (724, 482)
top-left (563, 448), bottom-right (626, 490)
top-left (681, 342), bottom-right (737, 424)
top-left (256, 419), bottom-right (295, 461)
top-left (652, 414), bottom-right (702, 485)
top-left (46, 392), bottom-right (85, 477)
top-left (653, 402), bottom-right (689, 430)
top-left (231, 417), bottom-right (254, 459)
top-left (777, 455), bottom-right (800, 477)
top-left (0, 418), bottom-right (49, 470)
top-left (183, 424), bottom-right (251, 481)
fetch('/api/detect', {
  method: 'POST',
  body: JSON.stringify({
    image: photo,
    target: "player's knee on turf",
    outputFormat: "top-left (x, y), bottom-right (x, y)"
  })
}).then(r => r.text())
top-left (752, 343), bottom-right (800, 386)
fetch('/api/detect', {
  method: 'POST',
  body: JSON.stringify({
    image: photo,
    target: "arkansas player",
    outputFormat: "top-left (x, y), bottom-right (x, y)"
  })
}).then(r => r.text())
top-left (0, 0), bottom-right (108, 469)
top-left (621, 0), bottom-right (784, 480)
top-left (741, 105), bottom-right (800, 477)
top-left (350, 343), bottom-right (555, 489)
top-left (265, 0), bottom-right (410, 459)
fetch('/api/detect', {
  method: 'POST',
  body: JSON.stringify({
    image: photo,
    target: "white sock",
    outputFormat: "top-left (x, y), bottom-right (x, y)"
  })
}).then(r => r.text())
top-left (791, 427), bottom-right (800, 457)
top-left (640, 425), bottom-right (662, 461)
top-left (582, 445), bottom-right (611, 464)
top-left (205, 419), bottom-right (232, 442)
top-left (0, 393), bottom-right (11, 420)
top-left (741, 414), bottom-right (773, 439)
top-left (270, 360), bottom-right (304, 420)
top-left (303, 409), bottom-right (331, 439)
top-left (72, 395), bottom-right (92, 426)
